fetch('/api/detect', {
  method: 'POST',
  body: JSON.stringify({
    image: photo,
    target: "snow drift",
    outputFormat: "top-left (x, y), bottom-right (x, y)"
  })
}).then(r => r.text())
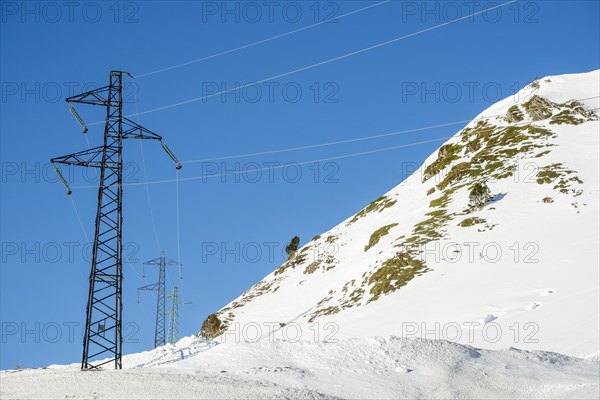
top-left (2, 336), bottom-right (599, 399)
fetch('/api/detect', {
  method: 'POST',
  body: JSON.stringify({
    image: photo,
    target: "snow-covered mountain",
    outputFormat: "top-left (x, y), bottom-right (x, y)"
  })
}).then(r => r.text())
top-left (199, 70), bottom-right (600, 358)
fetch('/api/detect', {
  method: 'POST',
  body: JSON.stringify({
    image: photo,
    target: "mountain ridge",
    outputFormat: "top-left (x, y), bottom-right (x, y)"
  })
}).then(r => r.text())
top-left (199, 70), bottom-right (600, 357)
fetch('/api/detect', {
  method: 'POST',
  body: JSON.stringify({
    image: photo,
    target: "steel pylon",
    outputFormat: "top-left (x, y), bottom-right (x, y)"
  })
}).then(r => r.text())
top-left (137, 256), bottom-right (180, 348)
top-left (167, 286), bottom-right (191, 344)
top-left (167, 287), bottom-right (179, 344)
top-left (51, 70), bottom-right (182, 369)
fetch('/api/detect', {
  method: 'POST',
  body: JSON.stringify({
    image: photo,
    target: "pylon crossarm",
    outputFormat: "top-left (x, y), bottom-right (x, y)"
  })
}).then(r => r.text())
top-left (66, 86), bottom-right (111, 106)
top-left (51, 146), bottom-right (105, 168)
top-left (121, 118), bottom-right (162, 140)
top-left (138, 283), bottom-right (159, 291)
top-left (143, 257), bottom-right (179, 266)
top-left (137, 282), bottom-right (158, 303)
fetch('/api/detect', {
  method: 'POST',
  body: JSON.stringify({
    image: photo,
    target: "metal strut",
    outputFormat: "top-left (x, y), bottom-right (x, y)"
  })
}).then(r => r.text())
top-left (51, 70), bottom-right (182, 370)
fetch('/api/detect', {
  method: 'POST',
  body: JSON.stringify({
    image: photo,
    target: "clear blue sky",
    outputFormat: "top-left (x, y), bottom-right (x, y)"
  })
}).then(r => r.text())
top-left (1, 0), bottom-right (598, 369)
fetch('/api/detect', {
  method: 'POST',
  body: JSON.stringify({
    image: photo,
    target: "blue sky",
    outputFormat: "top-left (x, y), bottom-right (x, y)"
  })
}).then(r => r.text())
top-left (1, 0), bottom-right (598, 369)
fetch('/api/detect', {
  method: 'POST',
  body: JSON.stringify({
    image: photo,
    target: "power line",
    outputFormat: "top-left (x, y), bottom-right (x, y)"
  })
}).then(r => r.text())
top-left (182, 120), bottom-right (472, 164)
top-left (69, 196), bottom-right (90, 244)
top-left (88, 0), bottom-right (517, 124)
top-left (132, 78), bottom-right (163, 253)
top-left (135, 0), bottom-right (392, 78)
top-left (180, 95), bottom-right (600, 164)
top-left (72, 102), bottom-right (600, 189)
top-left (175, 169), bottom-right (187, 304)
top-left (73, 136), bottom-right (451, 188)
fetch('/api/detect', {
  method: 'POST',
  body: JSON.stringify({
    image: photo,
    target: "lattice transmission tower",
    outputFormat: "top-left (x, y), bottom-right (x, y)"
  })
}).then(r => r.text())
top-left (51, 70), bottom-right (182, 369)
top-left (167, 286), bottom-right (191, 344)
top-left (167, 286), bottom-right (180, 344)
top-left (137, 256), bottom-right (180, 348)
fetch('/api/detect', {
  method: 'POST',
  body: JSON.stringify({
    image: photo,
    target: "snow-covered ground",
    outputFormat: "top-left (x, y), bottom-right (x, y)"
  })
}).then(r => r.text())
top-left (2, 336), bottom-right (599, 399)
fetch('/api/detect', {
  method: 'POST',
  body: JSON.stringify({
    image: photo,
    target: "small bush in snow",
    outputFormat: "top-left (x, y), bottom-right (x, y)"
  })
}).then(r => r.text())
top-left (285, 236), bottom-right (300, 257)
top-left (469, 181), bottom-right (491, 210)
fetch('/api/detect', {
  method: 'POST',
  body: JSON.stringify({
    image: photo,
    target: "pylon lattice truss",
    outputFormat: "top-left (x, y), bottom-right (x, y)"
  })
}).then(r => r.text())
top-left (51, 70), bottom-right (181, 369)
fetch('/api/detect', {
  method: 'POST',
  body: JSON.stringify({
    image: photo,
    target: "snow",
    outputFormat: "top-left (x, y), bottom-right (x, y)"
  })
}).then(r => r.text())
top-left (474, 70), bottom-right (599, 121)
top-left (2, 336), bottom-right (599, 399)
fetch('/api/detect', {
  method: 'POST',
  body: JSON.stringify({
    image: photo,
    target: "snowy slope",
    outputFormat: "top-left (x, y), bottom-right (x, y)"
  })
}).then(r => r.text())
top-left (199, 70), bottom-right (600, 358)
top-left (2, 336), bottom-right (599, 399)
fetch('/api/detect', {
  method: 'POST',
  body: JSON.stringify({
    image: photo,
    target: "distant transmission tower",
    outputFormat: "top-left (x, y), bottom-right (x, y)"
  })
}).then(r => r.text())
top-left (166, 286), bottom-right (191, 344)
top-left (137, 256), bottom-right (180, 348)
top-left (167, 286), bottom-right (180, 344)
top-left (51, 71), bottom-right (182, 369)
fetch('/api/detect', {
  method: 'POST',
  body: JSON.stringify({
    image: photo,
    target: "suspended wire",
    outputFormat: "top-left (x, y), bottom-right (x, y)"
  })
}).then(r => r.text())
top-left (122, 249), bottom-right (148, 322)
top-left (84, 134), bottom-right (91, 150)
top-left (69, 196), bottom-right (90, 244)
top-left (129, 77), bottom-right (185, 312)
top-left (130, 77), bottom-right (163, 253)
top-left (72, 101), bottom-right (600, 189)
top-left (135, 0), bottom-right (392, 78)
top-left (180, 95), bottom-right (600, 164)
top-left (175, 169), bottom-right (187, 304)
top-left (73, 136), bottom-right (451, 188)
top-left (88, 0), bottom-right (517, 125)
top-left (123, 251), bottom-right (144, 279)
top-left (182, 120), bottom-right (473, 164)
